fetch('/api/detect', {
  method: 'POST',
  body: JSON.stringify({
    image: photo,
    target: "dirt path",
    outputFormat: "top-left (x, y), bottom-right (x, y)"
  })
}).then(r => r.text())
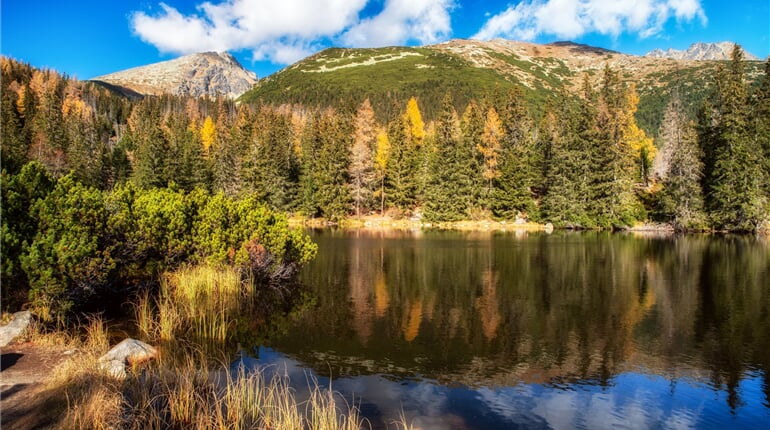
top-left (1, 343), bottom-right (75, 429)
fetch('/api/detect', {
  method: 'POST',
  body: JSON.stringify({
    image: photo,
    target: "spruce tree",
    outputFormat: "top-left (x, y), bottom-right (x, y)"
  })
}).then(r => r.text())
top-left (315, 110), bottom-right (352, 221)
top-left (701, 46), bottom-right (767, 230)
top-left (460, 100), bottom-right (485, 209)
top-left (250, 108), bottom-right (299, 210)
top-left (1, 88), bottom-right (29, 173)
top-left (31, 71), bottom-right (68, 177)
top-left (748, 58), bottom-right (770, 228)
top-left (211, 101), bottom-right (244, 196)
top-left (298, 112), bottom-right (323, 216)
top-left (659, 94), bottom-right (706, 229)
top-left (423, 94), bottom-right (475, 221)
top-left (165, 110), bottom-right (208, 192)
top-left (130, 100), bottom-right (170, 189)
top-left (65, 111), bottom-right (105, 188)
top-left (540, 94), bottom-right (592, 226)
top-left (492, 89), bottom-right (537, 220)
top-left (590, 67), bottom-right (641, 227)
top-left (385, 107), bottom-right (417, 214)
top-left (374, 128), bottom-right (390, 214)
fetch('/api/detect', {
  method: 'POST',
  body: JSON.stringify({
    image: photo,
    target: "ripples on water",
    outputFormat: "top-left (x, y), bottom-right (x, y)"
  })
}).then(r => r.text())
top-left (245, 230), bottom-right (770, 429)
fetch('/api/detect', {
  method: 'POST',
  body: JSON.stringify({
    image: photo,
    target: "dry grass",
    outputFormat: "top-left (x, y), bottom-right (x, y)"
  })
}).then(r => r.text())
top-left (12, 265), bottom-right (414, 429)
top-left (136, 264), bottom-right (244, 352)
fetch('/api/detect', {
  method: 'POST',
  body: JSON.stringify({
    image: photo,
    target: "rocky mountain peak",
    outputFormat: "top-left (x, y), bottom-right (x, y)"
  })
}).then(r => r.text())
top-left (645, 42), bottom-right (759, 61)
top-left (91, 52), bottom-right (258, 99)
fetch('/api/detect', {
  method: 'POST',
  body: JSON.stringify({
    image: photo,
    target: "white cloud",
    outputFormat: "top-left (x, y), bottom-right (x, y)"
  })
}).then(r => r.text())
top-left (131, 0), bottom-right (454, 65)
top-left (473, 0), bottom-right (707, 41)
top-left (342, 0), bottom-right (455, 47)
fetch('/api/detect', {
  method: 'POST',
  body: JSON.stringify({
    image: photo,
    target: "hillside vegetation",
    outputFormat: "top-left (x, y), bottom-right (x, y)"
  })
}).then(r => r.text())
top-left (2, 46), bottom-right (769, 318)
top-left (241, 39), bottom-right (765, 135)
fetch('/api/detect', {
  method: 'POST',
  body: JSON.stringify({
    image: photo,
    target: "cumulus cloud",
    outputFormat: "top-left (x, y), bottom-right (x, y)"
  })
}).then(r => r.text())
top-left (131, 0), bottom-right (455, 65)
top-left (473, 0), bottom-right (707, 41)
top-left (341, 0), bottom-right (455, 47)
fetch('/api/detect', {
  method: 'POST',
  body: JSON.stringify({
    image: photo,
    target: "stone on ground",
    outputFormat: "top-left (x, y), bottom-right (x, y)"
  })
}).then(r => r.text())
top-left (0, 311), bottom-right (32, 348)
top-left (98, 338), bottom-right (158, 378)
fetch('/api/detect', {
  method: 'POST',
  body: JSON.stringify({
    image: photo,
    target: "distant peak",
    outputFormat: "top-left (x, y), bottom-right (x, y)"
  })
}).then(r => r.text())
top-left (645, 42), bottom-right (759, 61)
top-left (547, 41), bottom-right (619, 55)
top-left (91, 51), bottom-right (258, 99)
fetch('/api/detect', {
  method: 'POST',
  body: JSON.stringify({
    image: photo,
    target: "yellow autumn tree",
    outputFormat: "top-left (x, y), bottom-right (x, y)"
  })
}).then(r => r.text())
top-left (15, 85), bottom-right (27, 118)
top-left (405, 97), bottom-right (425, 147)
top-left (479, 107), bottom-right (503, 193)
top-left (622, 85), bottom-right (657, 186)
top-left (350, 98), bottom-right (377, 217)
top-left (627, 122), bottom-right (657, 186)
top-left (374, 128), bottom-right (390, 214)
top-left (200, 116), bottom-right (216, 155)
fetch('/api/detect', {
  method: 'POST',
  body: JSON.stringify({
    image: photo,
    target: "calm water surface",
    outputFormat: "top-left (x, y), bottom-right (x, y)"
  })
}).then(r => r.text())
top-left (248, 230), bottom-right (770, 429)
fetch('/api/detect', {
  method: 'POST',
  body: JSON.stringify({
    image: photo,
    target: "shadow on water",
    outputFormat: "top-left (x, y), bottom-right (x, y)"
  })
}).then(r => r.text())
top-left (244, 230), bottom-right (770, 429)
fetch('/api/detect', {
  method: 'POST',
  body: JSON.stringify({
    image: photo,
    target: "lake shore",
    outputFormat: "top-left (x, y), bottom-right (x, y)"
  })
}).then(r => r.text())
top-left (290, 215), bottom-right (770, 236)
top-left (289, 215), bottom-right (684, 234)
top-left (291, 215), bottom-right (550, 232)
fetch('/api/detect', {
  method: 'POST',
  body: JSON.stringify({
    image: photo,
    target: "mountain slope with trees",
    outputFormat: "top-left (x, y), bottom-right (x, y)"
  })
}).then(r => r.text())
top-left (240, 39), bottom-right (766, 136)
top-left (2, 46), bottom-right (769, 317)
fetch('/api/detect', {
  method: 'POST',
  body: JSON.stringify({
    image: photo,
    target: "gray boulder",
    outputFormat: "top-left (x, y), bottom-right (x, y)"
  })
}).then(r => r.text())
top-left (0, 311), bottom-right (32, 347)
top-left (98, 338), bottom-right (158, 378)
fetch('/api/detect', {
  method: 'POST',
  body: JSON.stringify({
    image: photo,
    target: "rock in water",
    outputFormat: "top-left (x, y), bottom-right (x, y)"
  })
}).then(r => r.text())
top-left (98, 338), bottom-right (158, 378)
top-left (0, 311), bottom-right (32, 347)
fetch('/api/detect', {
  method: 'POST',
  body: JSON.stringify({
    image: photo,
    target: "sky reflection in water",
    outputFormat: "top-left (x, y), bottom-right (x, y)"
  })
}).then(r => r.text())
top-left (248, 347), bottom-right (768, 430)
top-left (242, 230), bottom-right (770, 429)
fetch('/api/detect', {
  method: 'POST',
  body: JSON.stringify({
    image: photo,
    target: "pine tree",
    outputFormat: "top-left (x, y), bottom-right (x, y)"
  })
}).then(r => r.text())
top-left (211, 101), bottom-right (246, 196)
top-left (1, 87), bottom-right (29, 173)
top-left (130, 100), bottom-right (169, 189)
top-left (590, 67), bottom-right (642, 227)
top-left (540, 95), bottom-right (592, 226)
top-left (245, 107), bottom-right (298, 210)
top-left (1, 162), bottom-right (55, 308)
top-left (659, 94), bottom-right (706, 229)
top-left (701, 46), bottom-right (767, 230)
top-left (64, 106), bottom-right (105, 188)
top-left (165, 110), bottom-right (208, 191)
top-left (30, 70), bottom-right (68, 177)
top-left (315, 110), bottom-right (352, 220)
top-left (748, 58), bottom-right (770, 228)
top-left (405, 97), bottom-right (429, 204)
top-left (423, 94), bottom-right (475, 221)
top-left (492, 89), bottom-right (537, 220)
top-left (298, 112), bottom-right (323, 216)
top-left (385, 108), bottom-right (417, 214)
top-left (374, 128), bottom-right (390, 214)
top-left (460, 100), bottom-right (485, 208)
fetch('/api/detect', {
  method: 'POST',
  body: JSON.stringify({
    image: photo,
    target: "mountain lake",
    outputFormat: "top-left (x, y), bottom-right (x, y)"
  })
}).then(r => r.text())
top-left (238, 229), bottom-right (770, 429)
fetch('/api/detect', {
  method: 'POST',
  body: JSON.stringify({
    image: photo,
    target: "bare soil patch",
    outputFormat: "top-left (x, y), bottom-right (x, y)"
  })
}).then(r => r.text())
top-left (1, 343), bottom-right (75, 429)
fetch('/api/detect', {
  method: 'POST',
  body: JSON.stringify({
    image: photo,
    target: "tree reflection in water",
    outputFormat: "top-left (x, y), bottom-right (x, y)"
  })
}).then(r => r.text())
top-left (259, 230), bottom-right (770, 429)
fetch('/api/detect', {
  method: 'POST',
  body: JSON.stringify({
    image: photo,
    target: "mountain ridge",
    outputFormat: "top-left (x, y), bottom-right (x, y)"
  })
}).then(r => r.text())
top-left (91, 51), bottom-right (258, 99)
top-left (240, 38), bottom-right (764, 135)
top-left (645, 41), bottom-right (760, 61)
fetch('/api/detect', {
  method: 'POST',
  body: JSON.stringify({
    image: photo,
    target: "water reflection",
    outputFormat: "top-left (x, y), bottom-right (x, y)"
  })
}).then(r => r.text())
top-left (262, 230), bottom-right (770, 428)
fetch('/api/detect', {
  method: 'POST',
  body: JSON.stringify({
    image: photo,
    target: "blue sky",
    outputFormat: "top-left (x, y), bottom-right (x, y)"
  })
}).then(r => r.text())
top-left (2, 0), bottom-right (768, 80)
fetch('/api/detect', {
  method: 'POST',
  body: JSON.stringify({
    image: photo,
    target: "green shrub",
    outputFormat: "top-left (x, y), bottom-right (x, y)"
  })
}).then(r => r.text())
top-left (21, 175), bottom-right (116, 321)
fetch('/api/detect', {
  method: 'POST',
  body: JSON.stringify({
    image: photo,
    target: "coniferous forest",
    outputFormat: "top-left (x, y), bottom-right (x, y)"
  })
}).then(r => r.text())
top-left (2, 47), bottom-right (769, 318)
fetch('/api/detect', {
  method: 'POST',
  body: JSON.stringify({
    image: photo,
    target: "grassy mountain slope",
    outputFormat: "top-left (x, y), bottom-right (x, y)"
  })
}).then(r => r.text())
top-left (241, 39), bottom-right (765, 135)
top-left (241, 46), bottom-right (521, 121)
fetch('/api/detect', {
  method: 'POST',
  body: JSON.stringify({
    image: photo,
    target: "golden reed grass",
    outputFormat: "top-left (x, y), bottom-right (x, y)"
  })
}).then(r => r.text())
top-left (20, 264), bottom-right (409, 429)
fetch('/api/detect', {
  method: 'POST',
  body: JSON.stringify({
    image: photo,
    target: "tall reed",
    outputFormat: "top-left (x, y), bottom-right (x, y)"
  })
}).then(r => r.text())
top-left (36, 265), bottom-right (411, 429)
